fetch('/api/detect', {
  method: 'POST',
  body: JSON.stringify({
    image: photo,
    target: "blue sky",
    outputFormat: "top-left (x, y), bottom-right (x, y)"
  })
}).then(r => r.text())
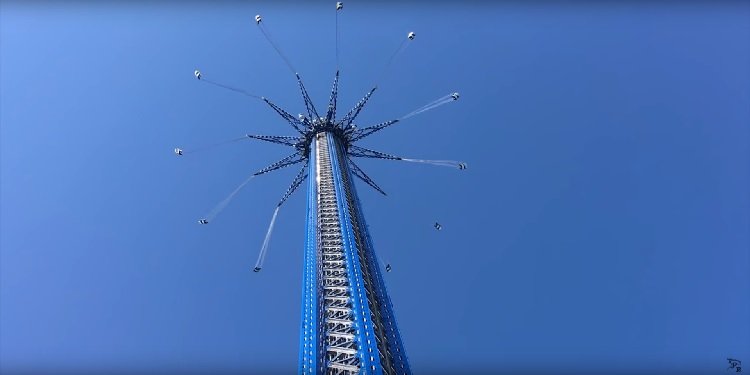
top-left (1, 1), bottom-right (748, 374)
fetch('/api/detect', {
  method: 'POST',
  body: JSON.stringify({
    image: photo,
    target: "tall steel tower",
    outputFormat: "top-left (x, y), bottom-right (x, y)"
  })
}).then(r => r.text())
top-left (300, 130), bottom-right (409, 374)
top-left (180, 5), bottom-right (463, 374)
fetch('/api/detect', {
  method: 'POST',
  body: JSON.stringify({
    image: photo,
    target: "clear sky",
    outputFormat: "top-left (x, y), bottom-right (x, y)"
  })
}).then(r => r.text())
top-left (1, 1), bottom-right (749, 374)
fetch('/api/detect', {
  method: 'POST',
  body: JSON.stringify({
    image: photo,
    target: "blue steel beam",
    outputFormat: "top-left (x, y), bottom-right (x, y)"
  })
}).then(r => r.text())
top-left (297, 132), bottom-right (414, 374)
top-left (300, 144), bottom-right (321, 374)
top-left (263, 97), bottom-right (308, 134)
top-left (335, 136), bottom-right (410, 374)
top-left (337, 87), bottom-right (377, 129)
top-left (348, 157), bottom-right (387, 196)
top-left (327, 133), bottom-right (382, 373)
top-left (348, 145), bottom-right (402, 161)
top-left (325, 71), bottom-right (340, 123)
top-left (349, 119), bottom-right (399, 142)
top-left (347, 172), bottom-right (411, 372)
top-left (277, 160), bottom-right (309, 207)
top-left (253, 152), bottom-right (305, 176)
top-left (296, 74), bottom-right (321, 122)
top-left (246, 134), bottom-right (300, 147)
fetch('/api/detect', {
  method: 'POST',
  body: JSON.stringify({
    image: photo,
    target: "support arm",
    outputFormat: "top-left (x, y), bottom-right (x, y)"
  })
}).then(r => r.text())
top-left (296, 74), bottom-right (321, 122)
top-left (348, 145), bottom-right (402, 161)
top-left (349, 119), bottom-right (400, 142)
top-left (277, 159), bottom-right (309, 206)
top-left (246, 134), bottom-right (301, 147)
top-left (263, 97), bottom-right (307, 134)
top-left (325, 70), bottom-right (340, 123)
top-left (254, 152), bottom-right (306, 176)
top-left (348, 158), bottom-right (387, 196)
top-left (337, 86), bottom-right (377, 128)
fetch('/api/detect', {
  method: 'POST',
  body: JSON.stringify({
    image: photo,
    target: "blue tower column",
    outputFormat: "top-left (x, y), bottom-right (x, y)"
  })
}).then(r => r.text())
top-left (300, 137), bottom-right (323, 374)
top-left (299, 131), bottom-right (411, 375)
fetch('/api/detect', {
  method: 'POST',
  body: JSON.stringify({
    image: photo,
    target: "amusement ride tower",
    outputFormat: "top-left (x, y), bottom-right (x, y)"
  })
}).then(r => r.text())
top-left (180, 4), bottom-right (463, 374)
top-left (299, 120), bottom-right (410, 374)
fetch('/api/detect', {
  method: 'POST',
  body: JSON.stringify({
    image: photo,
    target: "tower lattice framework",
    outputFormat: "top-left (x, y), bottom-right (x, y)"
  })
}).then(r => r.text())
top-left (300, 132), bottom-right (409, 374)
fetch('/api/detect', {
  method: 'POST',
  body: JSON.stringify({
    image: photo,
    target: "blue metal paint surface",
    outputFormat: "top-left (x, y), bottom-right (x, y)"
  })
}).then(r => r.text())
top-left (298, 133), bottom-right (411, 374)
top-left (328, 133), bottom-right (381, 374)
top-left (299, 141), bottom-right (320, 374)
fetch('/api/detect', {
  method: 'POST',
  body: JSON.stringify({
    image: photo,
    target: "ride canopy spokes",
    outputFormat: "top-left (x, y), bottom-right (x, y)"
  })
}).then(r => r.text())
top-left (178, 4), bottom-right (464, 273)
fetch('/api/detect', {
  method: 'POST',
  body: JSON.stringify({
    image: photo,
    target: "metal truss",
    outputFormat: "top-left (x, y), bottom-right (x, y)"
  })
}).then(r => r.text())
top-left (333, 135), bottom-right (405, 374)
top-left (336, 86), bottom-right (377, 129)
top-left (325, 70), bottom-right (340, 123)
top-left (348, 157), bottom-right (387, 196)
top-left (263, 97), bottom-right (307, 134)
top-left (349, 119), bottom-right (400, 142)
top-left (277, 160), bottom-right (309, 207)
top-left (316, 135), bottom-right (360, 374)
top-left (296, 73), bottom-right (321, 122)
top-left (253, 152), bottom-right (306, 176)
top-left (246, 134), bottom-right (300, 147)
top-left (347, 145), bottom-right (402, 161)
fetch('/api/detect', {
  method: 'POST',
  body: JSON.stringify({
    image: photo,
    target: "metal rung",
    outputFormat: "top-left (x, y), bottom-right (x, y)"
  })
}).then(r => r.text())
top-left (323, 283), bottom-right (349, 289)
top-left (323, 286), bottom-right (349, 292)
top-left (326, 318), bottom-right (354, 326)
top-left (325, 287), bottom-right (348, 294)
top-left (326, 332), bottom-right (354, 340)
top-left (325, 302), bottom-right (351, 309)
top-left (327, 346), bottom-right (358, 356)
top-left (323, 285), bottom-right (349, 291)
top-left (326, 306), bottom-right (351, 314)
top-left (326, 362), bottom-right (359, 373)
top-left (324, 295), bottom-right (349, 302)
top-left (324, 277), bottom-right (348, 283)
top-left (323, 279), bottom-right (348, 286)
top-left (325, 292), bottom-right (349, 299)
